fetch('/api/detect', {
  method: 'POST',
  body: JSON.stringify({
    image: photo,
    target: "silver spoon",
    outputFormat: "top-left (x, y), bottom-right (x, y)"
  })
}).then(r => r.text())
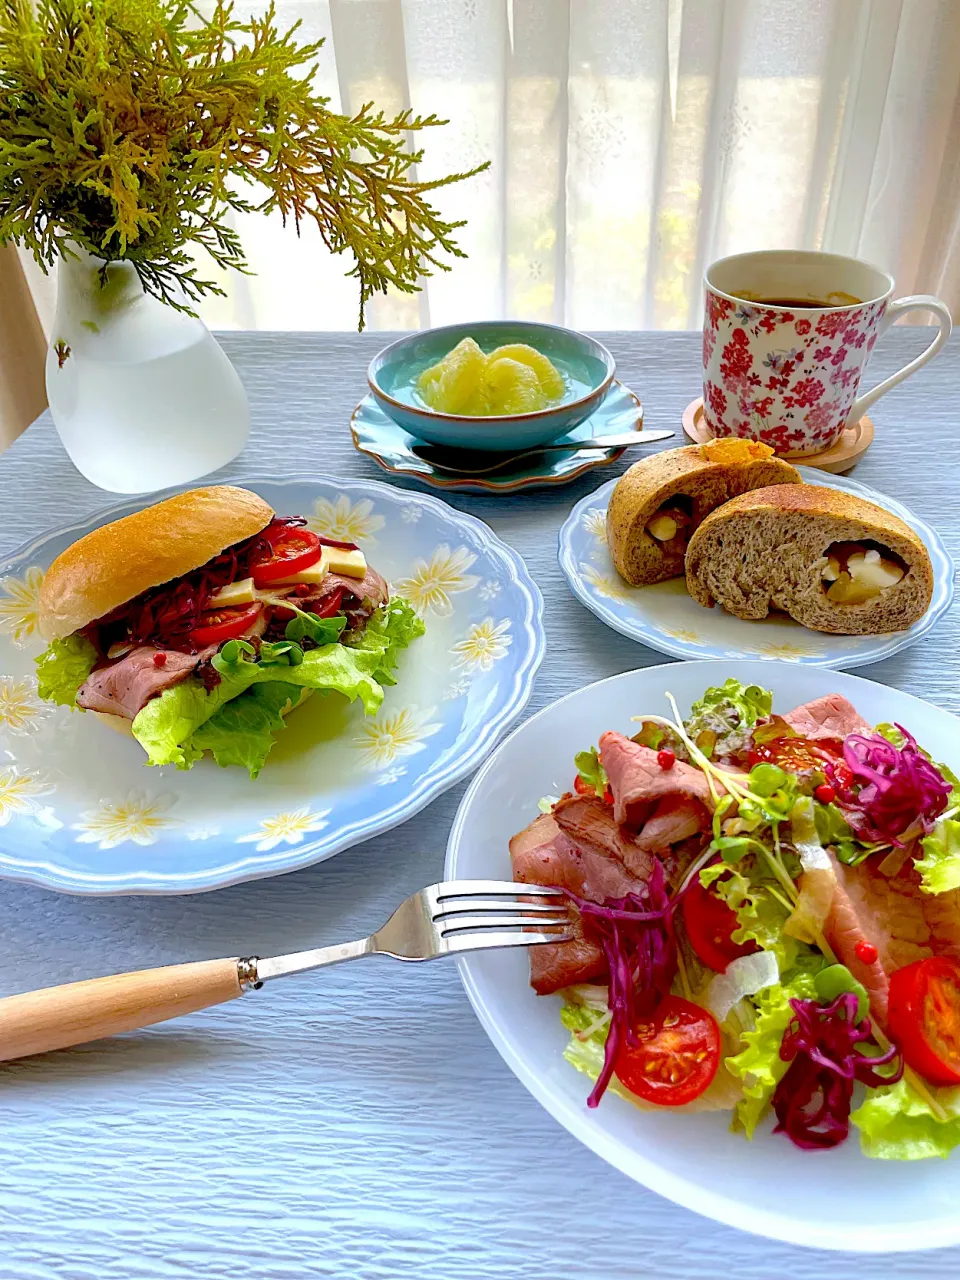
top-left (410, 429), bottom-right (674, 476)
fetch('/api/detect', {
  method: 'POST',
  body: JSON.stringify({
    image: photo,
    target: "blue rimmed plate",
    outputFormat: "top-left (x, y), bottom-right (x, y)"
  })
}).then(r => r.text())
top-left (558, 467), bottom-right (954, 667)
top-left (0, 476), bottom-right (544, 894)
top-left (351, 381), bottom-right (646, 494)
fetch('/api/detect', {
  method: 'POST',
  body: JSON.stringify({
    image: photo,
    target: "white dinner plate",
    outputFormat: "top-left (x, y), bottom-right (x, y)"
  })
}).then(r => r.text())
top-left (445, 660), bottom-right (960, 1252)
top-left (558, 467), bottom-right (954, 667)
top-left (0, 475), bottom-right (544, 894)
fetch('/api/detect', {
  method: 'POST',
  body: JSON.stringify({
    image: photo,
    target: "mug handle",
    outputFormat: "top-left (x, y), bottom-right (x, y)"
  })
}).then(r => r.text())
top-left (849, 295), bottom-right (952, 423)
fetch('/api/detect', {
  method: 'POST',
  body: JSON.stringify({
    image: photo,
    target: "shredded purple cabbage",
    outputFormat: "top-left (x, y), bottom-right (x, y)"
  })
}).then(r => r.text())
top-left (828, 725), bottom-right (951, 846)
top-left (772, 993), bottom-right (902, 1150)
top-left (563, 860), bottom-right (679, 1108)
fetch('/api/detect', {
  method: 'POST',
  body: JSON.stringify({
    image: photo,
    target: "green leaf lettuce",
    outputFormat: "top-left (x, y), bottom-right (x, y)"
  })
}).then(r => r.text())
top-left (725, 965), bottom-right (823, 1137)
top-left (132, 641), bottom-right (386, 770)
top-left (343, 595), bottom-right (425, 686)
top-left (685, 678), bottom-right (773, 757)
top-left (574, 746), bottom-right (608, 798)
top-left (190, 681), bottom-right (307, 779)
top-left (35, 634), bottom-right (97, 707)
top-left (851, 1079), bottom-right (960, 1160)
top-left (131, 596), bottom-right (424, 775)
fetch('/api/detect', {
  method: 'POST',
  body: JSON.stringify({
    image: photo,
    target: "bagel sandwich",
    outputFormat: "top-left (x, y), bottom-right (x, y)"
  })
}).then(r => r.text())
top-left (35, 486), bottom-right (424, 776)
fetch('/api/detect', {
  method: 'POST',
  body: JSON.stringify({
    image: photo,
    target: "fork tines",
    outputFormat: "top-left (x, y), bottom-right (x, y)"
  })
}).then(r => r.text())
top-left (429, 880), bottom-right (571, 944)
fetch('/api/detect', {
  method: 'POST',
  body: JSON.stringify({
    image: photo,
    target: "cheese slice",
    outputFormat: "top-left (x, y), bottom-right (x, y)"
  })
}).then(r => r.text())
top-left (319, 546), bottom-right (367, 578)
top-left (270, 559), bottom-right (329, 587)
top-left (208, 576), bottom-right (258, 607)
top-left (271, 548), bottom-right (366, 584)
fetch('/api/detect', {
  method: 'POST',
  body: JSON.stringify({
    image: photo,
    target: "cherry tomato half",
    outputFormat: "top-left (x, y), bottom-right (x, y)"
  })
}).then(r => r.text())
top-left (614, 996), bottom-right (720, 1106)
top-left (888, 957), bottom-right (960, 1086)
top-left (682, 871), bottom-right (758, 972)
top-left (749, 735), bottom-right (843, 775)
top-left (251, 527), bottom-right (322, 585)
top-left (188, 603), bottom-right (262, 647)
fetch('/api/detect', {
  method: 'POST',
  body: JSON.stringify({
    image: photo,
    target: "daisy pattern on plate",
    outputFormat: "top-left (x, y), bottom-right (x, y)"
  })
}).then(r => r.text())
top-left (354, 705), bottom-right (442, 769)
top-left (307, 494), bottom-right (385, 545)
top-left (394, 545), bottom-right (480, 616)
top-left (400, 504), bottom-right (423, 525)
top-left (662, 626), bottom-right (704, 645)
top-left (0, 566), bottom-right (45, 645)
top-left (478, 579), bottom-right (501, 602)
top-left (237, 806), bottom-right (331, 852)
top-left (451, 617), bottom-right (512, 674)
top-left (73, 791), bottom-right (177, 849)
top-left (443, 677), bottom-right (471, 701)
top-left (0, 766), bottom-right (53, 826)
top-left (186, 824), bottom-right (222, 842)
top-left (580, 562), bottom-right (634, 603)
top-left (376, 765), bottom-right (408, 786)
top-left (582, 508), bottom-right (608, 546)
top-left (0, 676), bottom-right (48, 732)
top-left (755, 640), bottom-right (816, 661)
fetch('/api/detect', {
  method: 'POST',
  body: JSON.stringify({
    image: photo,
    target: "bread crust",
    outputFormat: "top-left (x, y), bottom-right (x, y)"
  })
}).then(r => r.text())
top-left (39, 486), bottom-right (275, 641)
top-left (606, 446), bottom-right (802, 585)
top-left (684, 483), bottom-right (934, 634)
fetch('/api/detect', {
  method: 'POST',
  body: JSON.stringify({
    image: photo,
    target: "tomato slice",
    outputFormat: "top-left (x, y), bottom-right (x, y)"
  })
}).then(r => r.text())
top-left (313, 586), bottom-right (346, 619)
top-left (251, 527), bottom-right (322, 585)
top-left (888, 957), bottom-right (960, 1086)
top-left (188, 603), bottom-right (262, 647)
top-left (614, 996), bottom-right (720, 1106)
top-left (682, 870), bottom-right (758, 972)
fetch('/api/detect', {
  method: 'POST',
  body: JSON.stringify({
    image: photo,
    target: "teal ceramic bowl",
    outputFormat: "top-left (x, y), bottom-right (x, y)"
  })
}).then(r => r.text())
top-left (367, 320), bottom-right (616, 452)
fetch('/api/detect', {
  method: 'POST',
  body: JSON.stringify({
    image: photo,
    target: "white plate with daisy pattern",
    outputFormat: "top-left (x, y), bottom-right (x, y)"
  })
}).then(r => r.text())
top-left (0, 476), bottom-right (544, 894)
top-left (558, 466), bottom-right (954, 669)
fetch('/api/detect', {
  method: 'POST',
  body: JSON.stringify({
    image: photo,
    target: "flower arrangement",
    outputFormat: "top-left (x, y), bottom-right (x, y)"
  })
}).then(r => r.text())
top-left (0, 0), bottom-right (487, 324)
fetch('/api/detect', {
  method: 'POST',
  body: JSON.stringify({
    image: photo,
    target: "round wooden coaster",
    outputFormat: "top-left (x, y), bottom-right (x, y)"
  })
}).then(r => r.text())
top-left (681, 398), bottom-right (874, 474)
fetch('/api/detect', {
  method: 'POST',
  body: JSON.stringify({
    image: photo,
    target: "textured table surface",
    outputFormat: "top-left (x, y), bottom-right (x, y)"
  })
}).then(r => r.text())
top-left (2, 330), bottom-right (958, 1279)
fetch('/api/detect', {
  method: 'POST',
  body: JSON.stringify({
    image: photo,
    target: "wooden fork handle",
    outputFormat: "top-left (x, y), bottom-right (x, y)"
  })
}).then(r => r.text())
top-left (0, 958), bottom-right (245, 1062)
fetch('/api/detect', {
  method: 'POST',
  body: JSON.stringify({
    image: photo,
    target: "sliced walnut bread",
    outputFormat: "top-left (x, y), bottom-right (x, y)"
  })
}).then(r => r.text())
top-left (606, 441), bottom-right (802, 586)
top-left (684, 484), bottom-right (934, 634)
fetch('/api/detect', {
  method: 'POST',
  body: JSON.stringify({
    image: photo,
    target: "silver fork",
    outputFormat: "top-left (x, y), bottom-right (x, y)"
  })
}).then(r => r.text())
top-left (0, 881), bottom-right (571, 1063)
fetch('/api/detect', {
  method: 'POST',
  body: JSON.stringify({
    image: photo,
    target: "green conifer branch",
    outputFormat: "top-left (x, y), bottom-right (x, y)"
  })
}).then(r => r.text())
top-left (0, 0), bottom-right (489, 325)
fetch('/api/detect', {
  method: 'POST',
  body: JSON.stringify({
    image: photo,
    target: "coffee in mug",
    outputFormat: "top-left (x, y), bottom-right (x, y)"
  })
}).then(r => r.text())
top-left (702, 250), bottom-right (952, 456)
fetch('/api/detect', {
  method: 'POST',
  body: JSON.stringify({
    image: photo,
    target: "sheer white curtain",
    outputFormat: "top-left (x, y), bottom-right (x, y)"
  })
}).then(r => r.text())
top-left (22, 0), bottom-right (960, 336)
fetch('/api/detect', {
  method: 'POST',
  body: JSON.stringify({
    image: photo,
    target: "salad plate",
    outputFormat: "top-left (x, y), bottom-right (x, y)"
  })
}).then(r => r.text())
top-left (558, 466), bottom-right (954, 667)
top-left (0, 475), bottom-right (544, 894)
top-left (446, 660), bottom-right (960, 1252)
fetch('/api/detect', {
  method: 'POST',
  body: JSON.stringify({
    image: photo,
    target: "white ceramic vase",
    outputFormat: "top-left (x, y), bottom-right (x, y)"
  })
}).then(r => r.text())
top-left (44, 247), bottom-right (250, 493)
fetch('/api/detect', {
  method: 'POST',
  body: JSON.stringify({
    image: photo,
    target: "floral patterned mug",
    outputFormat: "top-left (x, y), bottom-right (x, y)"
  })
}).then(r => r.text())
top-left (702, 249), bottom-right (952, 455)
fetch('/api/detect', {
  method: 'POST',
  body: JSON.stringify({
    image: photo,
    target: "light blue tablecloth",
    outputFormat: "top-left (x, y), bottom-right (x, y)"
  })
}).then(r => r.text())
top-left (2, 329), bottom-right (957, 1278)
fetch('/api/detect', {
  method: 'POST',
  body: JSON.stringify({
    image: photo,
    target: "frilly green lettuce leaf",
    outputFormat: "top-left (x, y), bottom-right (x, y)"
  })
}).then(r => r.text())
top-left (685, 679), bottom-right (773, 757)
top-left (574, 746), bottom-right (608, 798)
top-left (132, 641), bottom-right (387, 770)
top-left (343, 595), bottom-right (425, 686)
top-left (851, 1079), bottom-right (960, 1160)
top-left (190, 681), bottom-right (306, 778)
top-left (35, 634), bottom-right (97, 707)
top-left (725, 965), bottom-right (822, 1138)
top-left (699, 861), bottom-right (803, 974)
top-left (915, 819), bottom-right (960, 895)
